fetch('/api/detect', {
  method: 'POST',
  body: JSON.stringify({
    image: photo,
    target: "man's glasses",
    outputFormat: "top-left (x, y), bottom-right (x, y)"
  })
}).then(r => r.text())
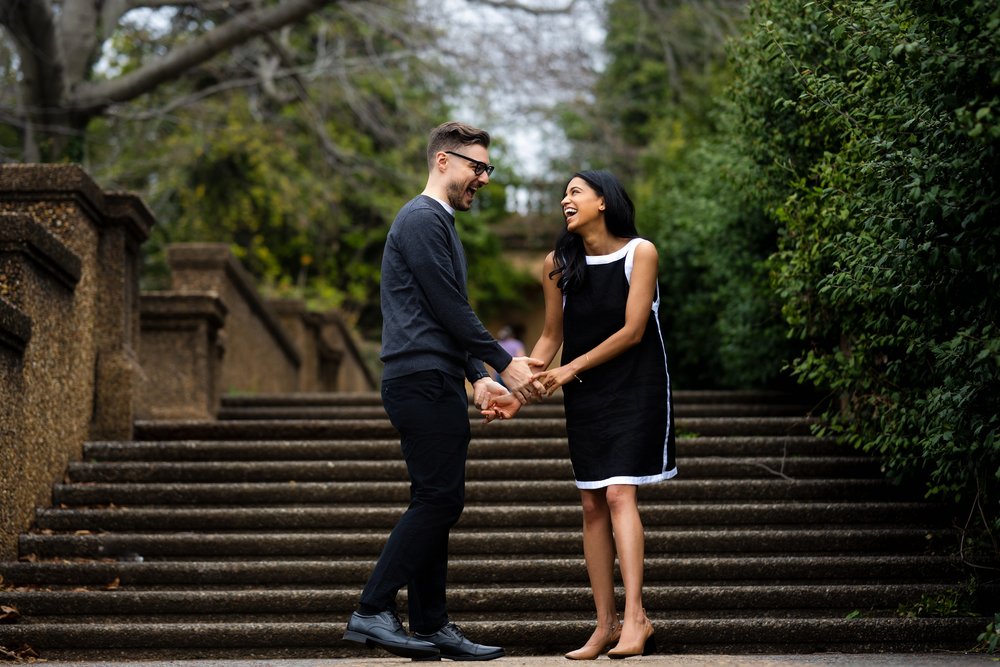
top-left (445, 150), bottom-right (495, 177)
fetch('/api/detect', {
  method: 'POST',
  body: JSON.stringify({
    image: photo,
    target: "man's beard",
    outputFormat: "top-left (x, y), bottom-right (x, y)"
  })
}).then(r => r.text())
top-left (446, 180), bottom-right (472, 211)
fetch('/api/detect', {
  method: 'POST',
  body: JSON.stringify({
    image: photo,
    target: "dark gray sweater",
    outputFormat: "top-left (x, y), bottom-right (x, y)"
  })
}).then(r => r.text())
top-left (379, 195), bottom-right (512, 382)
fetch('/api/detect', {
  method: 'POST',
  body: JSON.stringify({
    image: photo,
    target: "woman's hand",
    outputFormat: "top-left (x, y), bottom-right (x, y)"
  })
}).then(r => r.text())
top-left (532, 366), bottom-right (580, 397)
top-left (481, 393), bottom-right (524, 423)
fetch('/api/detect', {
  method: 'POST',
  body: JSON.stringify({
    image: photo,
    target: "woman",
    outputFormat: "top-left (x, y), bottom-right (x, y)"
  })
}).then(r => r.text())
top-left (484, 170), bottom-right (676, 659)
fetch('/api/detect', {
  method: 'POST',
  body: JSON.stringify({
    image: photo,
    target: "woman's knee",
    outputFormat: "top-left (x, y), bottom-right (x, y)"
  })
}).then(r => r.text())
top-left (579, 489), bottom-right (609, 519)
top-left (605, 485), bottom-right (637, 514)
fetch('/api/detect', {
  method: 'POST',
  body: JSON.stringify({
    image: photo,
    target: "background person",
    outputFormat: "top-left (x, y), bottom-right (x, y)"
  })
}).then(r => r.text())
top-left (493, 324), bottom-right (526, 384)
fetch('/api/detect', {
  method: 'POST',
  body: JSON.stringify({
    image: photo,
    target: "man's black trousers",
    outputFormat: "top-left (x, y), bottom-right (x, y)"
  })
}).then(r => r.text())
top-left (359, 368), bottom-right (471, 633)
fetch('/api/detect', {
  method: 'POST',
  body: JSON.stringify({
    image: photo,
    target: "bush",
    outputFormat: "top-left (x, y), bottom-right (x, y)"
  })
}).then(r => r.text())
top-left (726, 0), bottom-right (1000, 542)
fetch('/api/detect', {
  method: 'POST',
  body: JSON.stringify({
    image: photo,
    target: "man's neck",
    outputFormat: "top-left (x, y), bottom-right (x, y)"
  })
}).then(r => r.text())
top-left (421, 190), bottom-right (454, 217)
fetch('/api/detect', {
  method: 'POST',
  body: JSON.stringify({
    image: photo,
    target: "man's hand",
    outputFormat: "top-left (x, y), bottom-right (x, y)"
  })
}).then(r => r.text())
top-left (471, 377), bottom-right (508, 410)
top-left (500, 356), bottom-right (546, 404)
top-left (481, 393), bottom-right (523, 423)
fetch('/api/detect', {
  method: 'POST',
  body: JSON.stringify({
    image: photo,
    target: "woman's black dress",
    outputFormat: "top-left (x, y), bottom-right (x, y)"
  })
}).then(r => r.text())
top-left (561, 238), bottom-right (677, 489)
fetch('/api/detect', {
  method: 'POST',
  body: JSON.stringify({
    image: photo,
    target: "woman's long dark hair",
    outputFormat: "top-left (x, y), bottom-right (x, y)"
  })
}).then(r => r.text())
top-left (550, 170), bottom-right (638, 293)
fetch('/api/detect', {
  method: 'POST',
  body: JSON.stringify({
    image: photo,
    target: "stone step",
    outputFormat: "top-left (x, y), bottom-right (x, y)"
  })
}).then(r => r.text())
top-left (133, 416), bottom-right (817, 440)
top-left (5, 388), bottom-right (980, 659)
top-left (34, 502), bottom-right (945, 532)
top-left (49, 479), bottom-right (903, 506)
top-left (0, 583), bottom-right (967, 616)
top-left (219, 389), bottom-right (812, 408)
top-left (0, 555), bottom-right (968, 587)
top-left (0, 617), bottom-right (985, 657)
top-left (84, 435), bottom-right (847, 461)
top-left (217, 402), bottom-right (812, 420)
top-left (64, 456), bottom-right (881, 483)
top-left (19, 528), bottom-right (955, 559)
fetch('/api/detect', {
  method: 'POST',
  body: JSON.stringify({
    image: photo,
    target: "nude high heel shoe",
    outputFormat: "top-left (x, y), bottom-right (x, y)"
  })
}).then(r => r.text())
top-left (564, 620), bottom-right (622, 660)
top-left (607, 616), bottom-right (655, 659)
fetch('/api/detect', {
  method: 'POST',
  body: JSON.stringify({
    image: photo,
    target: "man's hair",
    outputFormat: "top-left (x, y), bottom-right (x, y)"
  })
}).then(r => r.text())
top-left (426, 121), bottom-right (491, 169)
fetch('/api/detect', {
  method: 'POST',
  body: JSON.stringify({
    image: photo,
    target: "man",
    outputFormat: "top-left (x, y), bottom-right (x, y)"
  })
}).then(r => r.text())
top-left (343, 121), bottom-right (539, 660)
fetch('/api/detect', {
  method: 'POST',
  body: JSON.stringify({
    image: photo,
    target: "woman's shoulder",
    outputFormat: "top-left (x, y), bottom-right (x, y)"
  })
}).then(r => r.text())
top-left (632, 238), bottom-right (658, 258)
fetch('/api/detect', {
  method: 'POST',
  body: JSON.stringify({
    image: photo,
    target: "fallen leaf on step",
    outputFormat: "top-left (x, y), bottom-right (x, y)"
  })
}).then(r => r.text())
top-left (0, 642), bottom-right (39, 661)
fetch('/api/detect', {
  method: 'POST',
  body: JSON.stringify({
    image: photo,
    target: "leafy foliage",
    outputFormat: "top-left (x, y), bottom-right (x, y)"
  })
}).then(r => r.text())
top-left (87, 1), bottom-right (531, 337)
top-left (558, 0), bottom-right (792, 389)
top-left (725, 0), bottom-right (1000, 535)
top-left (977, 613), bottom-right (1000, 653)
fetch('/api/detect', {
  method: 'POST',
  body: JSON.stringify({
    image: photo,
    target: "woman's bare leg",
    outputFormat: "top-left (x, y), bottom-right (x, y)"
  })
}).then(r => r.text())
top-left (606, 485), bottom-right (652, 651)
top-left (566, 488), bottom-right (620, 658)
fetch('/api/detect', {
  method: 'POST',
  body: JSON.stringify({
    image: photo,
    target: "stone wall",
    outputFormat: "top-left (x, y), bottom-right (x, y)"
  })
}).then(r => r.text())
top-left (270, 299), bottom-right (377, 394)
top-left (138, 244), bottom-right (377, 419)
top-left (0, 166), bottom-right (376, 559)
top-left (0, 165), bottom-right (152, 560)
top-left (165, 244), bottom-right (301, 395)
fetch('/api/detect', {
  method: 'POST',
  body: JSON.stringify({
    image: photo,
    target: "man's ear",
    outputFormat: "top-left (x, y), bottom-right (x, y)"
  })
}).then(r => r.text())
top-left (434, 150), bottom-right (449, 172)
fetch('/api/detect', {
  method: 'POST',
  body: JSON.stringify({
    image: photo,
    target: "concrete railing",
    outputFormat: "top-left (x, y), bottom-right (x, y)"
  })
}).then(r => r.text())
top-left (0, 165), bottom-right (376, 559)
top-left (139, 243), bottom-right (377, 418)
top-left (0, 165), bottom-right (152, 559)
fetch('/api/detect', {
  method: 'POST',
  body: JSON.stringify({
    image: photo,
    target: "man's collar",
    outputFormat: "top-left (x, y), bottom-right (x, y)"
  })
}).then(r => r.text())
top-left (423, 193), bottom-right (455, 218)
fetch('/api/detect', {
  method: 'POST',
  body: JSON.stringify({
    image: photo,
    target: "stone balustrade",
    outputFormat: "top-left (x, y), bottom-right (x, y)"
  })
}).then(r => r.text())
top-left (0, 164), bottom-right (376, 560)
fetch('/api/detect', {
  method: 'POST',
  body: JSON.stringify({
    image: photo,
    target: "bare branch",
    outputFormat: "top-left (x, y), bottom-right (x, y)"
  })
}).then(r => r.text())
top-left (122, 0), bottom-right (255, 11)
top-left (68, 0), bottom-right (339, 114)
top-left (478, 0), bottom-right (579, 14)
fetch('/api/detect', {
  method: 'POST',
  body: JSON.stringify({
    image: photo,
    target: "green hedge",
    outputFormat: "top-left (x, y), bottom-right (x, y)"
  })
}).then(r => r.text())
top-left (726, 0), bottom-right (999, 539)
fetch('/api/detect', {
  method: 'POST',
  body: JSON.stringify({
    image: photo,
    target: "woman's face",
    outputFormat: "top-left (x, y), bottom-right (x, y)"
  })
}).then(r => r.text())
top-left (561, 176), bottom-right (605, 233)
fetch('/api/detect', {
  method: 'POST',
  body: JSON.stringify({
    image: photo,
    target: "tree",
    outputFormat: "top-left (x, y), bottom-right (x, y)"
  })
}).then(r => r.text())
top-left (0, 0), bottom-right (347, 162)
top-left (554, 0), bottom-right (797, 390)
top-left (0, 0), bottom-right (590, 335)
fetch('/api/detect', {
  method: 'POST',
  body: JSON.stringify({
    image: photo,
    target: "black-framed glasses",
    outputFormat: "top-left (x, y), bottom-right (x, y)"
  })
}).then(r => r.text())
top-left (445, 150), bottom-right (495, 177)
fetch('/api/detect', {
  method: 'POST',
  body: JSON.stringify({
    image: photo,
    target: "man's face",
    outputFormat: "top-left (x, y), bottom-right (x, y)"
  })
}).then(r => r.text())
top-left (444, 144), bottom-right (491, 211)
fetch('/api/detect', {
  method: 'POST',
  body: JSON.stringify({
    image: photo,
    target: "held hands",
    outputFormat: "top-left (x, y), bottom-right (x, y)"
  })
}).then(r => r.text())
top-left (482, 363), bottom-right (578, 423)
top-left (471, 377), bottom-right (509, 411)
top-left (532, 365), bottom-right (579, 397)
top-left (480, 392), bottom-right (523, 423)
top-left (499, 356), bottom-right (547, 404)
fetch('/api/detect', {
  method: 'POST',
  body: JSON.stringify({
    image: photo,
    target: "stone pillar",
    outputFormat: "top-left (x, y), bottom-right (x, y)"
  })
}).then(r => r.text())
top-left (92, 193), bottom-right (155, 438)
top-left (269, 298), bottom-right (323, 392)
top-left (313, 309), bottom-right (377, 392)
top-left (0, 165), bottom-right (152, 441)
top-left (0, 296), bottom-right (31, 560)
top-left (139, 293), bottom-right (227, 419)
top-left (0, 165), bottom-right (152, 560)
top-left (166, 243), bottom-right (300, 395)
top-left (0, 212), bottom-right (83, 560)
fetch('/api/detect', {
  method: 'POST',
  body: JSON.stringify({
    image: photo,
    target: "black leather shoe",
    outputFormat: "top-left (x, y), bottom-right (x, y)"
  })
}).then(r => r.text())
top-left (413, 622), bottom-right (505, 661)
top-left (343, 610), bottom-right (440, 659)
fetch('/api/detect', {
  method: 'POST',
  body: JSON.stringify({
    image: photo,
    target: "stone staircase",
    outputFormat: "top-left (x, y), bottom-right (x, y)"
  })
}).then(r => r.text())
top-left (0, 390), bottom-right (989, 660)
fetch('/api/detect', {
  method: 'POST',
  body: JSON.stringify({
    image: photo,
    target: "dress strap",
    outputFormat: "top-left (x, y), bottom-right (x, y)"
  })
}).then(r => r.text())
top-left (624, 238), bottom-right (659, 314)
top-left (623, 237), bottom-right (647, 284)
